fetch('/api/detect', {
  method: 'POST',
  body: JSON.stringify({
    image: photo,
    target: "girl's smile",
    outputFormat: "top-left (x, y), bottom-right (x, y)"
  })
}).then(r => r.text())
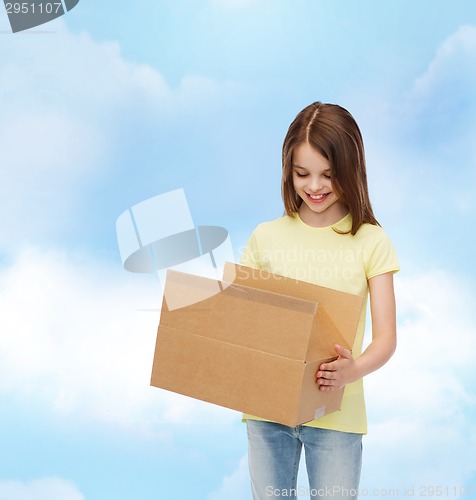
top-left (306, 192), bottom-right (331, 203)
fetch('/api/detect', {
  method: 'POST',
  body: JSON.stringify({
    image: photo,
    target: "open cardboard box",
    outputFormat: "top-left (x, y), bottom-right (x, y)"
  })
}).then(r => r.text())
top-left (150, 262), bottom-right (363, 427)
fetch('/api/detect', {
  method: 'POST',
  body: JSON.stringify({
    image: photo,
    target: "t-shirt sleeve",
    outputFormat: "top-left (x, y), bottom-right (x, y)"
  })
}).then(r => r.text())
top-left (239, 229), bottom-right (262, 269)
top-left (365, 230), bottom-right (400, 279)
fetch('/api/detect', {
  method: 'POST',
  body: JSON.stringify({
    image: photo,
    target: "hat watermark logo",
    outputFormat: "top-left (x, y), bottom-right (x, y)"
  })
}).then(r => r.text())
top-left (116, 189), bottom-right (235, 310)
top-left (3, 0), bottom-right (79, 33)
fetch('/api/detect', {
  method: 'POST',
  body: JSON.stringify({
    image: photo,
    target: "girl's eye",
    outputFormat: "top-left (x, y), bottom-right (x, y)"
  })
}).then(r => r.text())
top-left (294, 172), bottom-right (307, 177)
top-left (324, 174), bottom-right (332, 179)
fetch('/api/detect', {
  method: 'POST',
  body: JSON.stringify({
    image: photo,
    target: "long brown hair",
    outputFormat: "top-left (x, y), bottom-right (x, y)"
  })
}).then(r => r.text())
top-left (282, 102), bottom-right (379, 235)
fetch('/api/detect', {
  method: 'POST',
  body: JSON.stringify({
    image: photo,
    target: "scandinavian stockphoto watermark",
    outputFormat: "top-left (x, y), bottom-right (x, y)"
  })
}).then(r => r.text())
top-left (265, 484), bottom-right (476, 497)
top-left (3, 0), bottom-right (79, 33)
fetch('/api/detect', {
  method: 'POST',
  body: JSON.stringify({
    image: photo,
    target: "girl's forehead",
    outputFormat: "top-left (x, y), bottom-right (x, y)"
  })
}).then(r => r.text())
top-left (293, 143), bottom-right (330, 170)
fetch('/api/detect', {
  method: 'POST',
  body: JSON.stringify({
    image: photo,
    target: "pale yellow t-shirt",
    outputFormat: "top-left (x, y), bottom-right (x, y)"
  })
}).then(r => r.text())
top-left (239, 212), bottom-right (400, 434)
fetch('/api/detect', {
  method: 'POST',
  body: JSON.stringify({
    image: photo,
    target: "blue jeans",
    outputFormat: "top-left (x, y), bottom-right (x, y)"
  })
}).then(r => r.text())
top-left (247, 420), bottom-right (362, 500)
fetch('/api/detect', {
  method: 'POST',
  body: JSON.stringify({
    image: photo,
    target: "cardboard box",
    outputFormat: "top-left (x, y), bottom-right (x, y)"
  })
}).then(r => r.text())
top-left (150, 262), bottom-right (363, 427)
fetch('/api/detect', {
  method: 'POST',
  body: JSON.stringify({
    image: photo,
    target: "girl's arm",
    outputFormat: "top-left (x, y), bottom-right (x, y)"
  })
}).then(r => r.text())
top-left (316, 271), bottom-right (397, 391)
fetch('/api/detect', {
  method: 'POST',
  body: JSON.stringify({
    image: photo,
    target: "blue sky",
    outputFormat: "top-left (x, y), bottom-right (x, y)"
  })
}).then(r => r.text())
top-left (1, 1), bottom-right (476, 499)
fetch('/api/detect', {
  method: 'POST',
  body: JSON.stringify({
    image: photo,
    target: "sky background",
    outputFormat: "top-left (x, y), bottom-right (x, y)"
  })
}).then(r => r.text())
top-left (1, 1), bottom-right (476, 499)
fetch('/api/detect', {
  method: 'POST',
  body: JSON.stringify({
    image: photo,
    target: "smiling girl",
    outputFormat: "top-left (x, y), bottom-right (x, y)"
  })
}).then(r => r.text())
top-left (240, 102), bottom-right (399, 500)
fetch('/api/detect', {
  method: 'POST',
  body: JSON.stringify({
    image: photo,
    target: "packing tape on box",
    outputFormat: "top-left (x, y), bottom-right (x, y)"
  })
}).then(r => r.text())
top-left (116, 188), bottom-right (235, 310)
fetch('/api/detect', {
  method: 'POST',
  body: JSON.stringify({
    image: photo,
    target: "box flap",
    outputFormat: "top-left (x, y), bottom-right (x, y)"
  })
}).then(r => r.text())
top-left (223, 262), bottom-right (363, 350)
top-left (306, 306), bottom-right (349, 361)
top-left (160, 269), bottom-right (319, 361)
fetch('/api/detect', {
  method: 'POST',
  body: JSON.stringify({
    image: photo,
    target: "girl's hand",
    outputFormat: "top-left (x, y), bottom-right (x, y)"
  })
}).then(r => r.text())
top-left (316, 273), bottom-right (397, 392)
top-left (316, 344), bottom-right (358, 391)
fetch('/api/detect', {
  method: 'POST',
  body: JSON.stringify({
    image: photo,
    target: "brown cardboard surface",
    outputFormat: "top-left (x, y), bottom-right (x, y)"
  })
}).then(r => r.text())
top-left (150, 262), bottom-right (363, 427)
top-left (222, 262), bottom-right (361, 351)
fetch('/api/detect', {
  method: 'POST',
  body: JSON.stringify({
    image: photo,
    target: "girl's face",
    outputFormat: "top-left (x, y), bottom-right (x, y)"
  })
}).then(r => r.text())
top-left (292, 142), bottom-right (348, 227)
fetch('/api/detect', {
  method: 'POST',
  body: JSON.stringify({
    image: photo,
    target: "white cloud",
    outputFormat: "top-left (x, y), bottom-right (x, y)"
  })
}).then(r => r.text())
top-left (0, 246), bottom-right (240, 431)
top-left (362, 270), bottom-right (476, 491)
top-left (0, 19), bottom-right (242, 249)
top-left (357, 24), bottom-right (476, 220)
top-left (411, 25), bottom-right (476, 107)
top-left (0, 477), bottom-right (84, 500)
top-left (404, 23), bottom-right (476, 168)
top-left (207, 455), bottom-right (251, 500)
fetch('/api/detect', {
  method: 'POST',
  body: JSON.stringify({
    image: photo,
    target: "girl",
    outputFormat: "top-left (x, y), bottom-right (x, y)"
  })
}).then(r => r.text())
top-left (240, 102), bottom-right (399, 500)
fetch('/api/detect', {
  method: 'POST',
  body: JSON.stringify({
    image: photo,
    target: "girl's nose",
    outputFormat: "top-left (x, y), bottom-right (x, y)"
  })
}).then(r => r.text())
top-left (308, 176), bottom-right (322, 192)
